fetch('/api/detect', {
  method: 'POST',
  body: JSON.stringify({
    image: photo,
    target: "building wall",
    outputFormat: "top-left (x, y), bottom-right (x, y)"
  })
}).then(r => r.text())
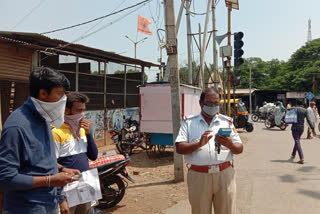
top-left (0, 42), bottom-right (32, 82)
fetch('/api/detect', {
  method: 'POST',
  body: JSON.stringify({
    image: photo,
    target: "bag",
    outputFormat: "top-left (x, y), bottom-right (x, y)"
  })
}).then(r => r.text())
top-left (285, 108), bottom-right (297, 124)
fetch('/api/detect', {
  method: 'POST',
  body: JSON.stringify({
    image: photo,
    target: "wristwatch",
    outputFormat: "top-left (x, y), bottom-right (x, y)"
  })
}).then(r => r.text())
top-left (59, 166), bottom-right (65, 172)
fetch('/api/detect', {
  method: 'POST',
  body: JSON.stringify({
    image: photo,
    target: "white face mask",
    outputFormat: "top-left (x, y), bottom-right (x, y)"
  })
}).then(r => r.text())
top-left (202, 104), bottom-right (219, 117)
top-left (31, 95), bottom-right (67, 128)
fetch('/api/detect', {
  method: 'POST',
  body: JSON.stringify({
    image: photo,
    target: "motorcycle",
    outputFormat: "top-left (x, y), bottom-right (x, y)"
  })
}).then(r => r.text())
top-left (251, 111), bottom-right (270, 122)
top-left (264, 114), bottom-right (287, 130)
top-left (110, 117), bottom-right (145, 155)
top-left (89, 153), bottom-right (134, 209)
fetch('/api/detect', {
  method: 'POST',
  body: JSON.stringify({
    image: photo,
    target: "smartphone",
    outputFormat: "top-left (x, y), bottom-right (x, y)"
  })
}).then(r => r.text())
top-left (72, 174), bottom-right (82, 179)
top-left (217, 128), bottom-right (232, 136)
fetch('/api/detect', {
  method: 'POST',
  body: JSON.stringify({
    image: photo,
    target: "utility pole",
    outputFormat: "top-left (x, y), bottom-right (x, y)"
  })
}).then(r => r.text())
top-left (164, 0), bottom-right (184, 182)
top-left (312, 72), bottom-right (316, 95)
top-left (212, 0), bottom-right (219, 90)
top-left (198, 24), bottom-right (203, 88)
top-left (199, 0), bottom-right (212, 89)
top-left (249, 62), bottom-right (252, 114)
top-left (186, 0), bottom-right (193, 85)
top-left (226, 3), bottom-right (232, 116)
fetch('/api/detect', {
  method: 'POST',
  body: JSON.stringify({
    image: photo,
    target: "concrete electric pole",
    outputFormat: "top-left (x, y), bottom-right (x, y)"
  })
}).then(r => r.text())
top-left (163, 0), bottom-right (184, 182)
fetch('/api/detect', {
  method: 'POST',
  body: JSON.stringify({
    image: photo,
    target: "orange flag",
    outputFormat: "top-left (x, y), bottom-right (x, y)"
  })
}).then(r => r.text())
top-left (137, 15), bottom-right (152, 36)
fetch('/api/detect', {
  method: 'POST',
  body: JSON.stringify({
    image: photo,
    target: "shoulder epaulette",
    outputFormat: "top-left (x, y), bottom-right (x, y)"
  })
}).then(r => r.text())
top-left (218, 114), bottom-right (232, 121)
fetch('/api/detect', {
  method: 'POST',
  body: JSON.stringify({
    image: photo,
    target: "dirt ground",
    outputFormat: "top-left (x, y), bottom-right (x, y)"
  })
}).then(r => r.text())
top-left (97, 145), bottom-right (189, 214)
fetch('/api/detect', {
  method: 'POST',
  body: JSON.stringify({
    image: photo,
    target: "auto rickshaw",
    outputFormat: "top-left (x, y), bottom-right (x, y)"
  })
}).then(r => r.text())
top-left (220, 99), bottom-right (253, 132)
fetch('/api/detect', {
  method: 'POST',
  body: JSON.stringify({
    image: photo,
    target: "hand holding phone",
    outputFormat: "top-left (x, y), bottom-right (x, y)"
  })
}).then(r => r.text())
top-left (217, 128), bottom-right (232, 136)
top-left (215, 128), bottom-right (232, 154)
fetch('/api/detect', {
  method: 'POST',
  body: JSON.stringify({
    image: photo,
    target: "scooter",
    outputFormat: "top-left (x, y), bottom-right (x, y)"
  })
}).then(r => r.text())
top-left (110, 117), bottom-right (146, 155)
top-left (89, 153), bottom-right (134, 209)
top-left (264, 114), bottom-right (287, 130)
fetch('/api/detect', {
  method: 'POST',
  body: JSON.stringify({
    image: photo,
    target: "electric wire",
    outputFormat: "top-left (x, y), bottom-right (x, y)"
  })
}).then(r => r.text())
top-left (41, 0), bottom-right (152, 35)
top-left (72, 0), bottom-right (128, 44)
top-left (52, 2), bottom-right (146, 51)
top-left (12, 0), bottom-right (46, 29)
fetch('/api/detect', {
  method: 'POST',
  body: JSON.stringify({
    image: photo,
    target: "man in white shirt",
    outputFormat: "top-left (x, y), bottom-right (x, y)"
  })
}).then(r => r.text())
top-left (307, 101), bottom-right (318, 139)
top-left (175, 88), bottom-right (243, 214)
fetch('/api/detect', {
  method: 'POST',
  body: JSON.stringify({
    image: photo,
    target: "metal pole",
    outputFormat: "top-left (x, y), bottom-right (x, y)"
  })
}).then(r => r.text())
top-left (186, 0), bottom-right (193, 85)
top-left (198, 24), bottom-right (203, 88)
top-left (227, 4), bottom-right (232, 116)
top-left (124, 65), bottom-right (127, 108)
top-left (249, 62), bottom-right (252, 114)
top-left (176, 0), bottom-right (186, 34)
top-left (75, 55), bottom-right (79, 92)
top-left (134, 43), bottom-right (137, 71)
top-left (212, 0), bottom-right (219, 90)
top-left (164, 0), bottom-right (184, 182)
top-left (313, 73), bottom-right (316, 95)
top-left (200, 0), bottom-right (212, 89)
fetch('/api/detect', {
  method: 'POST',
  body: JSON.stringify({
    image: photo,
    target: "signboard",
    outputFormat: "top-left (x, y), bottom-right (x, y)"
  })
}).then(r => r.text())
top-left (306, 92), bottom-right (314, 100)
top-left (286, 92), bottom-right (307, 99)
top-left (277, 94), bottom-right (285, 100)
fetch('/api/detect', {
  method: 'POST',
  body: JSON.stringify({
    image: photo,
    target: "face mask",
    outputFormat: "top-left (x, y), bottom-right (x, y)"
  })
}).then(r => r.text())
top-left (202, 104), bottom-right (219, 117)
top-left (31, 95), bottom-right (67, 128)
top-left (64, 112), bottom-right (84, 141)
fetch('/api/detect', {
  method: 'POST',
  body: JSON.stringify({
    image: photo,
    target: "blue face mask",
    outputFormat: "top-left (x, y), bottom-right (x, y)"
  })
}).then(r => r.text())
top-left (202, 104), bottom-right (219, 117)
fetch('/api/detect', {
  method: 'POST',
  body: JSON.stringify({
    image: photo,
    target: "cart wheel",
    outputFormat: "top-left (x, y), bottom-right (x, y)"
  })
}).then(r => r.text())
top-left (157, 145), bottom-right (166, 155)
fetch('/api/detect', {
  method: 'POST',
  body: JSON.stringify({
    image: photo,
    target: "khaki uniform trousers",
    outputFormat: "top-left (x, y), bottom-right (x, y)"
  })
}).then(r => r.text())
top-left (187, 166), bottom-right (236, 214)
top-left (69, 202), bottom-right (91, 214)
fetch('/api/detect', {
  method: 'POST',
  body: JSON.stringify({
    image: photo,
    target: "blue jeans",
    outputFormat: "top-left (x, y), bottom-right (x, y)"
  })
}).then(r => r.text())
top-left (47, 205), bottom-right (60, 214)
top-left (291, 130), bottom-right (304, 159)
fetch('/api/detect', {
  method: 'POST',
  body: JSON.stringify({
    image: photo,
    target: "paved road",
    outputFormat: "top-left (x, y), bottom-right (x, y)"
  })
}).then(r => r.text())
top-left (163, 118), bottom-right (320, 214)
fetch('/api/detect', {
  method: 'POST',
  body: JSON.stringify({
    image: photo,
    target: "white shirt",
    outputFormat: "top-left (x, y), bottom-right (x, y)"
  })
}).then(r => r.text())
top-left (175, 113), bottom-right (242, 165)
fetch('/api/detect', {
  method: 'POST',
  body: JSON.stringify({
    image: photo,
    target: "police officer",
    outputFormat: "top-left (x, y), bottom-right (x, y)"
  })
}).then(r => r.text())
top-left (175, 88), bottom-right (243, 214)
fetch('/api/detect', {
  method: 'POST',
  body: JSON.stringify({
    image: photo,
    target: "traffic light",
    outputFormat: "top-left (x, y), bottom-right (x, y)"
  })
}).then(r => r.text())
top-left (234, 32), bottom-right (244, 67)
top-left (156, 72), bottom-right (160, 81)
top-left (161, 62), bottom-right (166, 78)
top-left (233, 69), bottom-right (241, 86)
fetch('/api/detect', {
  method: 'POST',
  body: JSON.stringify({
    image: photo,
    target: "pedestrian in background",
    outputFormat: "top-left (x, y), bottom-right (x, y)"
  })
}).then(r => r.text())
top-left (290, 100), bottom-right (316, 164)
top-left (307, 101), bottom-right (318, 139)
top-left (0, 67), bottom-right (80, 214)
top-left (175, 88), bottom-right (243, 214)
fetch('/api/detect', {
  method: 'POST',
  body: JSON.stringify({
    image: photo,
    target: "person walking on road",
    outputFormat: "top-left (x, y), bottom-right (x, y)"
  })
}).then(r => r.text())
top-left (175, 88), bottom-right (243, 214)
top-left (0, 67), bottom-right (80, 214)
top-left (306, 101), bottom-right (318, 139)
top-left (291, 101), bottom-right (316, 164)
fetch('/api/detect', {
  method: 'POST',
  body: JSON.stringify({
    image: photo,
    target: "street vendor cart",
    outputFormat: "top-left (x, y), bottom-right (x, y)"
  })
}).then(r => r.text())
top-left (139, 83), bottom-right (201, 156)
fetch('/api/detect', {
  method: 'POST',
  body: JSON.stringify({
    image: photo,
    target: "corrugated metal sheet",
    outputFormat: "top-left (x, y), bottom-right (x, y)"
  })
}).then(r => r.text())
top-left (0, 31), bottom-right (160, 68)
top-left (0, 43), bottom-right (32, 82)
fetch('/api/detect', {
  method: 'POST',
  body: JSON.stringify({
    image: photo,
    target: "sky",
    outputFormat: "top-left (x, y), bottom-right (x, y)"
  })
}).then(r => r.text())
top-left (1, 0), bottom-right (320, 81)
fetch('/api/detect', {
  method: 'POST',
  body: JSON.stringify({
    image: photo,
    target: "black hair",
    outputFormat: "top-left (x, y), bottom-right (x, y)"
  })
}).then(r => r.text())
top-left (29, 67), bottom-right (70, 98)
top-left (66, 92), bottom-right (89, 109)
top-left (200, 88), bottom-right (220, 102)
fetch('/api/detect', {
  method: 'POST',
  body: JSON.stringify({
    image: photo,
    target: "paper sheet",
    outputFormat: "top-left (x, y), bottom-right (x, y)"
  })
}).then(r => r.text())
top-left (62, 168), bottom-right (102, 208)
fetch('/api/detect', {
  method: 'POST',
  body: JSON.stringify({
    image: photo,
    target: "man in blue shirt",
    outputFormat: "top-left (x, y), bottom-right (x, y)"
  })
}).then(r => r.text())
top-left (0, 67), bottom-right (80, 214)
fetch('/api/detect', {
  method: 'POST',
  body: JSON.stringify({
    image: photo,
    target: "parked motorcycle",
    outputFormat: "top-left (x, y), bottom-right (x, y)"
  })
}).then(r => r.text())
top-left (264, 115), bottom-right (287, 130)
top-left (89, 153), bottom-right (134, 209)
top-left (110, 117), bottom-right (145, 155)
top-left (251, 111), bottom-right (269, 122)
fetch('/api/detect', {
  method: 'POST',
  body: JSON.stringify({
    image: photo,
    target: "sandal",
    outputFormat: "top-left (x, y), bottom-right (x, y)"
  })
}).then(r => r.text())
top-left (297, 159), bottom-right (304, 164)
